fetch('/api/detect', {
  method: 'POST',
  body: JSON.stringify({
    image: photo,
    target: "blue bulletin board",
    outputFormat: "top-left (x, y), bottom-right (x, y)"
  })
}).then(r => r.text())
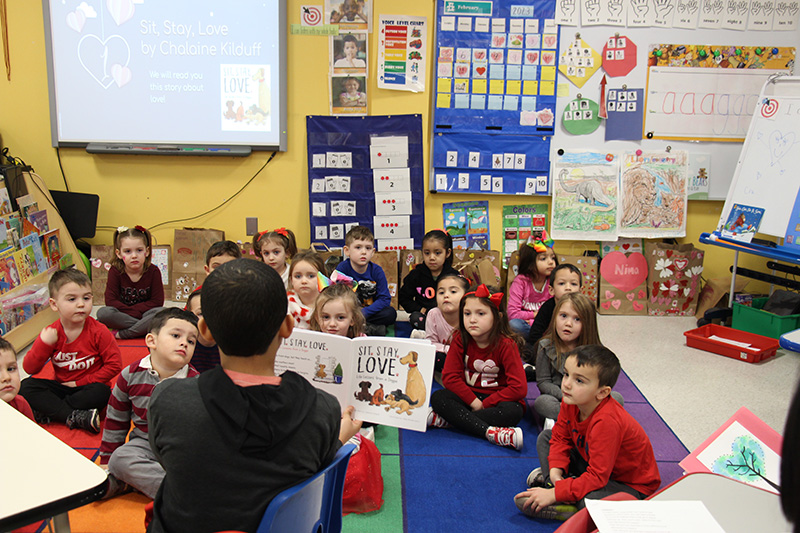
top-left (306, 115), bottom-right (425, 250)
top-left (431, 0), bottom-right (559, 195)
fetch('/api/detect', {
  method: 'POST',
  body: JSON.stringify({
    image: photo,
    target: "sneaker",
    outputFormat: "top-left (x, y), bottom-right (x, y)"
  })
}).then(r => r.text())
top-left (102, 474), bottom-right (132, 500)
top-left (426, 407), bottom-right (450, 428)
top-left (410, 329), bottom-right (427, 339)
top-left (514, 496), bottom-right (578, 521)
top-left (543, 418), bottom-right (555, 431)
top-left (523, 364), bottom-right (536, 382)
top-left (526, 467), bottom-right (545, 488)
top-left (32, 410), bottom-right (51, 425)
top-left (486, 426), bottom-right (523, 450)
top-left (66, 408), bottom-right (100, 433)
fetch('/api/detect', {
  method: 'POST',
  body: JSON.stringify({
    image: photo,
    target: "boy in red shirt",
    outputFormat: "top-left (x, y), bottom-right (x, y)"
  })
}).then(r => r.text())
top-left (20, 268), bottom-right (122, 432)
top-left (514, 345), bottom-right (660, 520)
top-left (0, 338), bottom-right (34, 420)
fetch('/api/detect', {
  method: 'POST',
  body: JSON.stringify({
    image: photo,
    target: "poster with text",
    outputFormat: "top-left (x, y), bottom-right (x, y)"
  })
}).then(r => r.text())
top-left (378, 15), bottom-right (427, 92)
top-left (444, 201), bottom-right (490, 250)
top-left (502, 204), bottom-right (548, 267)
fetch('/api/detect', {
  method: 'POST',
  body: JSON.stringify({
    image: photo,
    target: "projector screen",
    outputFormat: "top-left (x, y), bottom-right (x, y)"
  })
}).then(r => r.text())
top-left (42, 0), bottom-right (287, 151)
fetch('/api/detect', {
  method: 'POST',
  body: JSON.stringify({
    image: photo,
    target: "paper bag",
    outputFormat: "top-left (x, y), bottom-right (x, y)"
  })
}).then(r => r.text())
top-left (598, 251), bottom-right (648, 315)
top-left (398, 249), bottom-right (424, 282)
top-left (557, 254), bottom-right (599, 304)
top-left (645, 242), bottom-right (704, 316)
top-left (452, 249), bottom-right (502, 287)
top-left (92, 244), bottom-right (172, 303)
top-left (695, 277), bottom-right (750, 318)
top-left (172, 228), bottom-right (225, 302)
top-left (311, 242), bottom-right (344, 276)
top-left (371, 250), bottom-right (399, 309)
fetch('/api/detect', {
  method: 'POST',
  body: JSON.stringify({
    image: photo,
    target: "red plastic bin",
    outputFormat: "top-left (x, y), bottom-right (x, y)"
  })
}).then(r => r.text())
top-left (684, 324), bottom-right (780, 363)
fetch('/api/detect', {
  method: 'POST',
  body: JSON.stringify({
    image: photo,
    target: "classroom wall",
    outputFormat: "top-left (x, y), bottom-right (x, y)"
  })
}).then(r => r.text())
top-left (0, 0), bottom-right (772, 291)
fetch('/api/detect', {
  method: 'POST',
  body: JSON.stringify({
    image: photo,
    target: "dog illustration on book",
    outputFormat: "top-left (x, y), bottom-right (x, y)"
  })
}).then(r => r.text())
top-left (383, 390), bottom-right (418, 415)
top-left (354, 381), bottom-right (372, 402)
top-left (400, 351), bottom-right (426, 407)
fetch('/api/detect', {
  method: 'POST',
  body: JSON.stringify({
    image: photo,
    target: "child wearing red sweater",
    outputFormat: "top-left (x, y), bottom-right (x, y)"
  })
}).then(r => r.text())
top-left (0, 338), bottom-right (34, 421)
top-left (514, 345), bottom-right (660, 521)
top-left (20, 268), bottom-right (122, 432)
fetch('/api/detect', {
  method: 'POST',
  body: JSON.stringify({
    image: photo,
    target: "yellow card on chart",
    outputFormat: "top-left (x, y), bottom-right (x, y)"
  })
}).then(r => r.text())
top-left (489, 80), bottom-right (505, 94)
top-left (540, 81), bottom-right (555, 95)
top-left (557, 83), bottom-right (569, 97)
top-left (523, 80), bottom-right (538, 95)
top-left (541, 66), bottom-right (557, 81)
top-left (436, 93), bottom-right (452, 108)
top-left (506, 80), bottom-right (522, 95)
top-left (437, 78), bottom-right (452, 93)
top-left (472, 79), bottom-right (487, 93)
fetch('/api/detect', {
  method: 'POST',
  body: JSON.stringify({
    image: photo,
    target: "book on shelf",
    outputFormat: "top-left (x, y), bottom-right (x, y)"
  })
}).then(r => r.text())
top-left (275, 328), bottom-right (435, 432)
top-left (42, 228), bottom-right (61, 268)
top-left (719, 204), bottom-right (764, 243)
top-left (0, 247), bottom-right (20, 293)
top-left (19, 234), bottom-right (48, 273)
top-left (13, 246), bottom-right (39, 284)
top-left (0, 186), bottom-right (11, 216)
top-left (785, 189), bottom-right (800, 250)
top-left (27, 210), bottom-right (49, 233)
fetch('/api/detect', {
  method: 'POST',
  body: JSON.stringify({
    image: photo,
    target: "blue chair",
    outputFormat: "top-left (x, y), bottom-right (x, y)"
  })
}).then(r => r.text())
top-left (256, 443), bottom-right (356, 533)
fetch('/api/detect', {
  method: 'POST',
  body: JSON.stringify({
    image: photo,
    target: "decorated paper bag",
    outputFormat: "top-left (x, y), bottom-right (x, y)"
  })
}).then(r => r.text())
top-left (645, 242), bottom-right (704, 316)
top-left (398, 249), bottom-right (424, 282)
top-left (311, 242), bottom-right (344, 276)
top-left (452, 249), bottom-right (502, 287)
top-left (506, 251), bottom-right (520, 291)
top-left (695, 277), bottom-right (750, 318)
top-left (371, 250), bottom-right (399, 309)
top-left (597, 251), bottom-right (648, 315)
top-left (172, 227), bottom-right (224, 302)
top-left (557, 254), bottom-right (599, 304)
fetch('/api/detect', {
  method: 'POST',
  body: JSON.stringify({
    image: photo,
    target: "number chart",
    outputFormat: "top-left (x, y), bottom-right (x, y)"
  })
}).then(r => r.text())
top-left (306, 115), bottom-right (425, 250)
top-left (432, 0), bottom-right (560, 195)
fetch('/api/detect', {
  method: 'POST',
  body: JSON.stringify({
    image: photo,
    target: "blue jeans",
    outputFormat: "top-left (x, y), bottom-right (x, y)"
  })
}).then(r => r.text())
top-left (509, 318), bottom-right (531, 338)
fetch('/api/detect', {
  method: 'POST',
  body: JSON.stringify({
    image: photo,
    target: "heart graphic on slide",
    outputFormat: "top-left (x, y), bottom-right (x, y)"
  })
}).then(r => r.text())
top-left (599, 251), bottom-right (648, 293)
top-left (107, 0), bottom-right (135, 26)
top-left (66, 9), bottom-right (86, 32)
top-left (476, 66), bottom-right (486, 75)
top-left (112, 64), bottom-right (132, 87)
top-left (526, 51), bottom-right (539, 63)
top-left (456, 65), bottom-right (469, 76)
top-left (78, 34), bottom-right (131, 89)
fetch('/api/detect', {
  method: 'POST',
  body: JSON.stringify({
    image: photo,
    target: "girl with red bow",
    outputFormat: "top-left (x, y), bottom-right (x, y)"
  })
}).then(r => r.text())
top-left (286, 250), bottom-right (326, 330)
top-left (252, 227), bottom-right (298, 289)
top-left (428, 284), bottom-right (528, 450)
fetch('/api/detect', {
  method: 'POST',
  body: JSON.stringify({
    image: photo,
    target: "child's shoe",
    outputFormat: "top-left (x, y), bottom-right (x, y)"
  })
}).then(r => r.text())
top-left (66, 408), bottom-right (100, 433)
top-left (523, 363), bottom-right (536, 382)
top-left (102, 474), bottom-right (132, 500)
top-left (486, 426), bottom-right (523, 450)
top-left (32, 410), bottom-right (51, 425)
top-left (514, 496), bottom-right (578, 521)
top-left (410, 329), bottom-right (426, 339)
top-left (543, 418), bottom-right (555, 431)
top-left (426, 407), bottom-right (450, 428)
top-left (526, 467), bottom-right (545, 488)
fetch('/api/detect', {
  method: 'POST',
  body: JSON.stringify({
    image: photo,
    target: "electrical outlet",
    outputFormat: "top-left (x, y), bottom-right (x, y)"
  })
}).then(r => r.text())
top-left (246, 217), bottom-right (258, 236)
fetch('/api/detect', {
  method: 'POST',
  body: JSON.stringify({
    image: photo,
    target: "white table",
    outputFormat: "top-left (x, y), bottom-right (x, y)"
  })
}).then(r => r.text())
top-left (651, 472), bottom-right (791, 533)
top-left (0, 400), bottom-right (108, 532)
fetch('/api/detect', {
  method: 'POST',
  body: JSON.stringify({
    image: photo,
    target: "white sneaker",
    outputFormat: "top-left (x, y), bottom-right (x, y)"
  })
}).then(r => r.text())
top-left (486, 426), bottom-right (523, 450)
top-left (543, 418), bottom-right (555, 431)
top-left (410, 329), bottom-right (427, 339)
top-left (426, 407), bottom-right (450, 428)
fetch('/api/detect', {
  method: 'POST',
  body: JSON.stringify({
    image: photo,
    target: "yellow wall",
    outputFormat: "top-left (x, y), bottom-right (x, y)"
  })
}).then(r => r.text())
top-left (0, 1), bottom-right (772, 289)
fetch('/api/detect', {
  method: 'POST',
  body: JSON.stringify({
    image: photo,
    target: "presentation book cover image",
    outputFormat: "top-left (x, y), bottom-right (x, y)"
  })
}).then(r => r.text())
top-left (275, 329), bottom-right (435, 432)
top-left (720, 203), bottom-right (765, 243)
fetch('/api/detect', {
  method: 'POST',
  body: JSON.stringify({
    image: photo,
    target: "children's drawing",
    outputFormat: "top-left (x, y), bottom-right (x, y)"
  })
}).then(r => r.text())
top-left (761, 129), bottom-right (798, 171)
top-left (551, 151), bottom-right (619, 240)
top-left (619, 150), bottom-right (687, 238)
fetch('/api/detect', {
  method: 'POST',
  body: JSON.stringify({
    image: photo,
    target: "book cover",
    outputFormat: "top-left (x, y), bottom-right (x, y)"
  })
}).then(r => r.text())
top-left (0, 186), bottom-right (11, 216)
top-left (275, 329), bottom-right (435, 431)
top-left (0, 248), bottom-right (20, 293)
top-left (42, 229), bottom-right (61, 268)
top-left (220, 64), bottom-right (271, 132)
top-left (27, 210), bottom-right (49, 233)
top-left (785, 189), bottom-right (800, 249)
top-left (13, 249), bottom-right (34, 284)
top-left (720, 204), bottom-right (765, 243)
top-left (21, 218), bottom-right (39, 238)
top-left (19, 234), bottom-right (48, 273)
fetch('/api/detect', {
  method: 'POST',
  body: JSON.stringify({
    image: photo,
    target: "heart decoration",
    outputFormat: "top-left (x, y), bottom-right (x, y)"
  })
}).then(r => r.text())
top-left (78, 34), bottom-right (131, 89)
top-left (493, 35), bottom-right (506, 47)
top-left (107, 0), bottom-right (135, 26)
top-left (611, 300), bottom-right (621, 309)
top-left (112, 64), bottom-right (132, 87)
top-left (542, 52), bottom-right (555, 64)
top-left (104, 262), bottom-right (112, 271)
top-left (66, 9), bottom-right (86, 32)
top-left (626, 293), bottom-right (634, 301)
top-left (622, 243), bottom-right (630, 250)
top-left (526, 51), bottom-right (539, 63)
top-left (476, 66), bottom-right (486, 75)
top-left (632, 302), bottom-right (644, 312)
top-left (673, 258), bottom-right (689, 270)
top-left (605, 290), bottom-right (615, 299)
top-left (490, 51), bottom-right (503, 62)
top-left (651, 293), bottom-right (658, 303)
top-left (543, 34), bottom-right (557, 48)
top-left (456, 65), bottom-right (469, 76)
top-left (600, 252), bottom-right (648, 293)
top-left (601, 302), bottom-right (611, 310)
top-left (638, 289), bottom-right (645, 299)
top-left (91, 258), bottom-right (102, 268)
top-left (684, 287), bottom-right (692, 297)
top-left (474, 50), bottom-right (486, 60)
top-left (473, 359), bottom-right (499, 374)
top-left (666, 250), bottom-right (674, 258)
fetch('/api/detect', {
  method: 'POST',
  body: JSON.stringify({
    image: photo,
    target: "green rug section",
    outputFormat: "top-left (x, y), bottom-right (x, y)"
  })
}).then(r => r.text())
top-left (342, 426), bottom-right (403, 532)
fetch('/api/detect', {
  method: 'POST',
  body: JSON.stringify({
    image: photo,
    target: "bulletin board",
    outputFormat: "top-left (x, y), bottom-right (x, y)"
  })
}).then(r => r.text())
top-left (430, 0), bottom-right (560, 195)
top-left (550, 23), bottom-right (799, 201)
top-left (306, 114), bottom-right (425, 250)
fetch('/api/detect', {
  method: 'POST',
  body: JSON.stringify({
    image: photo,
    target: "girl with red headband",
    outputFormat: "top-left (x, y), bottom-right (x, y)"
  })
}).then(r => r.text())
top-left (428, 284), bottom-right (527, 450)
top-left (252, 227), bottom-right (298, 289)
top-left (508, 231), bottom-right (557, 338)
top-left (97, 225), bottom-right (165, 339)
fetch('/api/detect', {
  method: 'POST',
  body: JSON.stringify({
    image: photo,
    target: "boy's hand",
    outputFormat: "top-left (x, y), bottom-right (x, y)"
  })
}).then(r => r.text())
top-left (550, 468), bottom-right (565, 483)
top-left (339, 405), bottom-right (363, 444)
top-left (469, 398), bottom-right (484, 411)
top-left (40, 326), bottom-right (58, 346)
top-left (514, 487), bottom-right (557, 512)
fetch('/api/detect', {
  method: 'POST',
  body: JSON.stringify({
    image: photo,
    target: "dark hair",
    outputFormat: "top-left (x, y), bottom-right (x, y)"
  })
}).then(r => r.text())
top-left (566, 344), bottom-right (620, 389)
top-left (458, 286), bottom-right (524, 351)
top-left (436, 272), bottom-right (469, 292)
top-left (782, 379), bottom-right (800, 529)
top-left (289, 250), bottom-right (326, 281)
top-left (148, 307), bottom-right (198, 334)
top-left (310, 283), bottom-right (365, 338)
top-left (342, 34), bottom-right (358, 46)
top-left (205, 240), bottom-right (242, 265)
top-left (202, 259), bottom-right (287, 357)
top-left (422, 230), bottom-right (454, 270)
top-left (48, 268), bottom-right (91, 297)
top-left (111, 226), bottom-right (153, 272)
top-left (549, 263), bottom-right (583, 286)
top-left (252, 228), bottom-right (298, 260)
top-left (0, 337), bottom-right (16, 357)
top-left (185, 288), bottom-right (202, 314)
top-left (345, 225), bottom-right (373, 245)
top-left (517, 241), bottom-right (557, 284)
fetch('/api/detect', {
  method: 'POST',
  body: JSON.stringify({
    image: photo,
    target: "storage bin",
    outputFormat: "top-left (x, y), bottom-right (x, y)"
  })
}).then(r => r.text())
top-left (732, 297), bottom-right (800, 339)
top-left (684, 324), bottom-right (780, 363)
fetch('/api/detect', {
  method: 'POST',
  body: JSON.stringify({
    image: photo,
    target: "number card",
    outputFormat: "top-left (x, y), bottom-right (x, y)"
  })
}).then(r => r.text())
top-left (492, 176), bottom-right (504, 192)
top-left (468, 151), bottom-right (481, 167)
top-left (338, 152), bottom-right (352, 168)
top-left (458, 172), bottom-right (470, 189)
top-left (481, 174), bottom-right (492, 191)
top-left (436, 173), bottom-right (449, 190)
top-left (329, 224), bottom-right (345, 240)
top-left (373, 168), bottom-right (411, 192)
top-left (446, 150), bottom-right (458, 167)
top-left (374, 215), bottom-right (411, 239)
top-left (312, 202), bottom-right (327, 216)
top-left (536, 175), bottom-right (548, 193)
top-left (337, 176), bottom-right (351, 193)
top-left (326, 152), bottom-right (340, 168)
top-left (370, 136), bottom-right (410, 168)
top-left (315, 226), bottom-right (328, 239)
top-left (378, 238), bottom-right (415, 251)
top-left (312, 154), bottom-right (326, 168)
top-left (312, 179), bottom-right (326, 193)
top-left (375, 191), bottom-right (413, 216)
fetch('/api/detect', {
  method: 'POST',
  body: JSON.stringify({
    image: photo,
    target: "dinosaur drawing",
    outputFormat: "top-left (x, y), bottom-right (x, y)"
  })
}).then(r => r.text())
top-left (558, 169), bottom-right (614, 211)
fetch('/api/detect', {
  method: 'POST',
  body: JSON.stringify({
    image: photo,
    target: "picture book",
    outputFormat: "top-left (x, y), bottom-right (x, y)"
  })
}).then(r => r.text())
top-left (0, 248), bottom-right (20, 293)
top-left (679, 407), bottom-right (781, 494)
top-left (13, 248), bottom-right (35, 284)
top-left (275, 329), bottom-right (435, 431)
top-left (21, 218), bottom-right (39, 238)
top-left (27, 209), bottom-right (49, 233)
top-left (720, 204), bottom-right (765, 243)
top-left (42, 228), bottom-right (61, 268)
top-left (19, 234), bottom-right (48, 273)
top-left (0, 186), bottom-right (11, 216)
top-left (784, 189), bottom-right (800, 250)
top-left (16, 195), bottom-right (38, 220)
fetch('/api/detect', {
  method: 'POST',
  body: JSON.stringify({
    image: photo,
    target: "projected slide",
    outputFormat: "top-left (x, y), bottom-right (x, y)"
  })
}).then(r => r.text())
top-left (45, 0), bottom-right (284, 148)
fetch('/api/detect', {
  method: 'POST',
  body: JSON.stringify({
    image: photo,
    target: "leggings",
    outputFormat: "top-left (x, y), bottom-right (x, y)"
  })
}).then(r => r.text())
top-left (19, 378), bottom-right (111, 422)
top-left (96, 307), bottom-right (164, 339)
top-left (430, 388), bottom-right (524, 438)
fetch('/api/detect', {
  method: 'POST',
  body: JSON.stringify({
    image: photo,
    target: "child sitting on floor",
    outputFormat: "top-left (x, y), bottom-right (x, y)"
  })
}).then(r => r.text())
top-left (515, 345), bottom-right (660, 521)
top-left (184, 289), bottom-right (219, 373)
top-left (100, 308), bottom-right (199, 499)
top-left (507, 232), bottom-right (557, 338)
top-left (252, 227), bottom-right (298, 289)
top-left (21, 268), bottom-right (122, 433)
top-left (0, 338), bottom-right (34, 420)
top-left (287, 250), bottom-right (326, 330)
top-left (425, 273), bottom-right (469, 371)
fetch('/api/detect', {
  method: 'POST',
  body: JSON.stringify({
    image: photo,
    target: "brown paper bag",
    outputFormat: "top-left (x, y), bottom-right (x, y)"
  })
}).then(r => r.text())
top-left (398, 249), bottom-right (424, 282)
top-left (92, 244), bottom-right (172, 303)
top-left (370, 250), bottom-right (399, 309)
top-left (311, 242), bottom-right (344, 276)
top-left (695, 277), bottom-right (750, 318)
top-left (597, 251), bottom-right (649, 315)
top-left (645, 242), bottom-right (704, 316)
top-left (558, 254), bottom-right (599, 304)
top-left (452, 249), bottom-right (502, 287)
top-left (172, 228), bottom-right (225, 302)
top-left (506, 251), bottom-right (520, 291)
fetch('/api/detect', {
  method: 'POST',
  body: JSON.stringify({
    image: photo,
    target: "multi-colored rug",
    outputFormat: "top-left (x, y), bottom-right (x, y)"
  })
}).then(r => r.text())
top-left (14, 339), bottom-right (688, 533)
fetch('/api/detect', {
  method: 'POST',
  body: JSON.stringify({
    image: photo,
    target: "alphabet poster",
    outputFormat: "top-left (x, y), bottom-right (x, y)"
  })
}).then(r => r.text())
top-left (620, 150), bottom-right (688, 238)
top-left (551, 150), bottom-right (619, 240)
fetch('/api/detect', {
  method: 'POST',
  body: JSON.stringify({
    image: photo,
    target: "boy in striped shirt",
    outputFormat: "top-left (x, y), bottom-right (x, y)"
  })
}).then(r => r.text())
top-left (99, 307), bottom-right (199, 499)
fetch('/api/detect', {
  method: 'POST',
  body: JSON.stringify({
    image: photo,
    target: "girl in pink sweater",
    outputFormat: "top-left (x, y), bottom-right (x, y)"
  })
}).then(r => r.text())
top-left (508, 231), bottom-right (557, 338)
top-left (425, 273), bottom-right (469, 370)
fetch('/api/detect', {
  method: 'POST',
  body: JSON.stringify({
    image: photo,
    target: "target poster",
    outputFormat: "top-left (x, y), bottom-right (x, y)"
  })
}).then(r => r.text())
top-left (377, 15), bottom-right (427, 92)
top-left (301, 5), bottom-right (324, 26)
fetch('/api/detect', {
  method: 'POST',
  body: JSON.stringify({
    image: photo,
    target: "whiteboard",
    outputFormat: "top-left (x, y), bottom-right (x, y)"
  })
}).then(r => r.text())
top-left (718, 76), bottom-right (800, 237)
top-left (552, 25), bottom-right (799, 200)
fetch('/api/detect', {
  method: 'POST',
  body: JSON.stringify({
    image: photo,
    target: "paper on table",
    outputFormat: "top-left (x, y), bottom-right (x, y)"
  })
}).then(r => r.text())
top-left (585, 499), bottom-right (726, 533)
